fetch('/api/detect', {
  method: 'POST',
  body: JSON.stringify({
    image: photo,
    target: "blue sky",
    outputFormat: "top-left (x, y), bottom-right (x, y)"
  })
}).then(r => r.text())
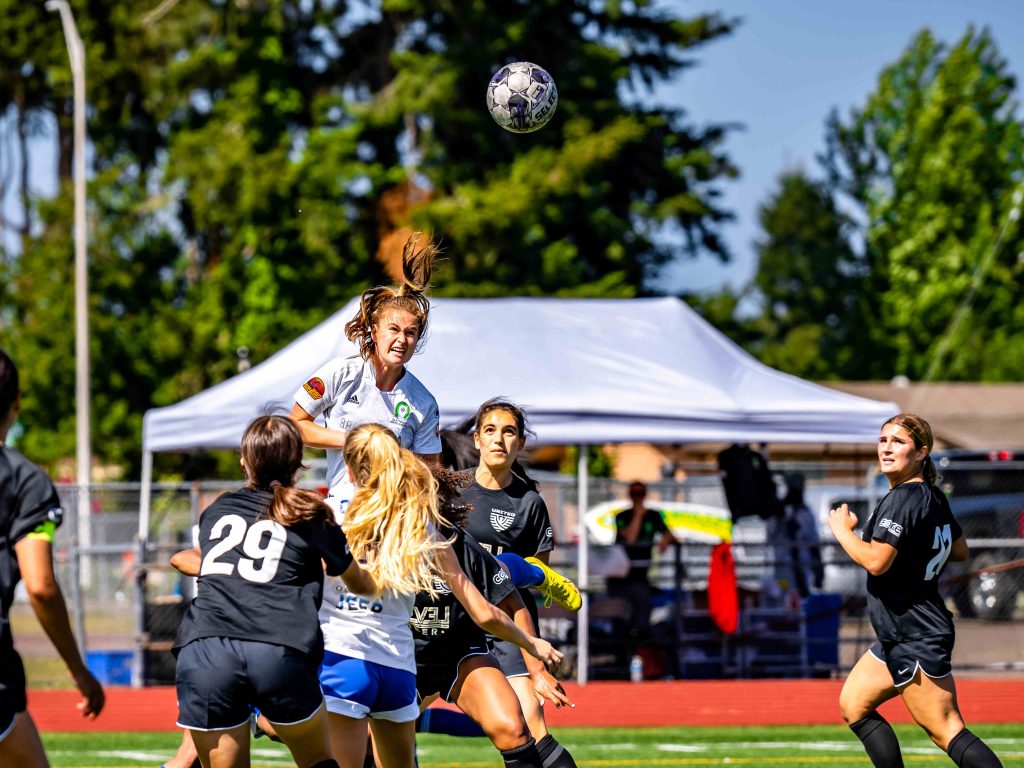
top-left (655, 0), bottom-right (1024, 295)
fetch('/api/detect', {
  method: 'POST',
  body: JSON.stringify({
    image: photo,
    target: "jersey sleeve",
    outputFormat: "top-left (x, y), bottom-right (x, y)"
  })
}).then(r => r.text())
top-left (651, 509), bottom-right (670, 535)
top-left (411, 397), bottom-right (442, 455)
top-left (869, 488), bottom-right (920, 549)
top-left (522, 491), bottom-right (554, 555)
top-left (464, 532), bottom-right (517, 606)
top-left (293, 358), bottom-right (346, 421)
top-left (317, 525), bottom-right (355, 577)
top-left (10, 460), bottom-right (64, 545)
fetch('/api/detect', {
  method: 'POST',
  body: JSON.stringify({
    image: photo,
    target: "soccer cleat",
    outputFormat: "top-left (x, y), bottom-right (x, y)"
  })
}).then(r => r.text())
top-left (526, 557), bottom-right (582, 612)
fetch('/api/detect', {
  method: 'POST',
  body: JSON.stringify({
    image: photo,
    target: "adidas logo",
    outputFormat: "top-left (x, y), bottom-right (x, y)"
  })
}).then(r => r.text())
top-left (347, 394), bottom-right (359, 404)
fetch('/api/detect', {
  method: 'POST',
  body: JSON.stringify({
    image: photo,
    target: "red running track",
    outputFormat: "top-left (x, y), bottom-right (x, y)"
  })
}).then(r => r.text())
top-left (28, 679), bottom-right (1024, 732)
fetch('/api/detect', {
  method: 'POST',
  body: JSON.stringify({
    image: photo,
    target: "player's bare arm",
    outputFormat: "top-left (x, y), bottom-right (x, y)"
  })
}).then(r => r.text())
top-left (828, 503), bottom-right (897, 576)
top-left (288, 402), bottom-right (347, 449)
top-left (170, 546), bottom-right (201, 577)
top-left (495, 590), bottom-right (573, 709)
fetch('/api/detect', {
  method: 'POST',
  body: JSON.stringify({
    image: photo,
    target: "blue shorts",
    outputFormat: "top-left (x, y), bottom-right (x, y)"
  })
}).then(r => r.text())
top-left (175, 637), bottom-right (324, 731)
top-left (319, 652), bottom-right (419, 722)
top-left (869, 635), bottom-right (954, 688)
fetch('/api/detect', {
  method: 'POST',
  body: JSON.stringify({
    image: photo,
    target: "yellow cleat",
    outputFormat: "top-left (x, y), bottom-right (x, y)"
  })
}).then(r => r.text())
top-left (526, 557), bottom-right (582, 612)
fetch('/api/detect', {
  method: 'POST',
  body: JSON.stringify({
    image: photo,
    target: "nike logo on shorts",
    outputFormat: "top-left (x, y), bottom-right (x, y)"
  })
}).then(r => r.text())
top-left (898, 667), bottom-right (910, 675)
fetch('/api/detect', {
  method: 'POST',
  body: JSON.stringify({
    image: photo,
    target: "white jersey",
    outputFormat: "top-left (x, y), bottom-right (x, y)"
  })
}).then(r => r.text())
top-left (293, 356), bottom-right (441, 504)
top-left (320, 577), bottom-right (417, 674)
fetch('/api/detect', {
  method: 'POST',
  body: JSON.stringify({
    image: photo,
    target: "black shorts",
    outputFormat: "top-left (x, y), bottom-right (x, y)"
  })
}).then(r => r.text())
top-left (488, 591), bottom-right (538, 678)
top-left (0, 643), bottom-right (27, 742)
top-left (176, 636), bottom-right (324, 731)
top-left (870, 635), bottom-right (954, 688)
top-left (415, 643), bottom-right (493, 703)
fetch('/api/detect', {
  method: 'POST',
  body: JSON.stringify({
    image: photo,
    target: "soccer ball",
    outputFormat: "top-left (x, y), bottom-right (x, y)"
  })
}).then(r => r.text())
top-left (485, 62), bottom-right (558, 133)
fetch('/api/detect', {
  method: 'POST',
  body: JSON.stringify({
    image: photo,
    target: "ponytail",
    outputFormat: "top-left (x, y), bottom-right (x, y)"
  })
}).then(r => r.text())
top-left (268, 486), bottom-right (334, 528)
top-left (342, 423), bottom-right (449, 597)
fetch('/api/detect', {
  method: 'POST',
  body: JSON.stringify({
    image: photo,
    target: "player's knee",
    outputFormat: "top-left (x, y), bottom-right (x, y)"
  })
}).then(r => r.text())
top-left (838, 692), bottom-right (870, 725)
top-left (484, 711), bottom-right (531, 751)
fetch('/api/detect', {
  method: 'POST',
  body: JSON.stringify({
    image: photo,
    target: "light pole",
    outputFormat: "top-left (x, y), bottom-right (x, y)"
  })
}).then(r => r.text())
top-left (46, 0), bottom-right (90, 652)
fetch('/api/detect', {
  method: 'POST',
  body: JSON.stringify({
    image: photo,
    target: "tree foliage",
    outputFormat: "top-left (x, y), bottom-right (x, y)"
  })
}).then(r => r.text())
top-left (0, 0), bottom-right (738, 474)
top-left (747, 27), bottom-right (1024, 382)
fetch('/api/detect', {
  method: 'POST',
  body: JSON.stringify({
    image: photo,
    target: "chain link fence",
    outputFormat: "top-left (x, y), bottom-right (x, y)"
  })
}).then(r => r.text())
top-left (11, 460), bottom-right (1023, 687)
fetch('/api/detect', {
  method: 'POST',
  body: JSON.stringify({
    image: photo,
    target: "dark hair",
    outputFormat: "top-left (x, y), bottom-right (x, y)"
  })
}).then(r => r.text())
top-left (882, 413), bottom-right (936, 484)
top-left (344, 233), bottom-right (440, 360)
top-left (0, 349), bottom-right (19, 418)
top-left (472, 397), bottom-right (534, 441)
top-left (628, 481), bottom-right (647, 497)
top-left (240, 415), bottom-right (333, 527)
top-left (430, 464), bottom-right (472, 528)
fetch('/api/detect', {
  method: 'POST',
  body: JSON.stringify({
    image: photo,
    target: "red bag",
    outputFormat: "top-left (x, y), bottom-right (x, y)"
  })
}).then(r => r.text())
top-left (708, 542), bottom-right (739, 635)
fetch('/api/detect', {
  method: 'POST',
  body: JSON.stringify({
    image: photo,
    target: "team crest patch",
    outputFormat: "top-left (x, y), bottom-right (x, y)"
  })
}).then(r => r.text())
top-left (490, 506), bottom-right (515, 532)
top-left (394, 401), bottom-right (412, 421)
top-left (493, 570), bottom-right (509, 585)
top-left (303, 377), bottom-right (325, 400)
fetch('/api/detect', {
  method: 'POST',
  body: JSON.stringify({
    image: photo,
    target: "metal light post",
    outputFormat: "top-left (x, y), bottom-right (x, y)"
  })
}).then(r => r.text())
top-left (46, 0), bottom-right (90, 652)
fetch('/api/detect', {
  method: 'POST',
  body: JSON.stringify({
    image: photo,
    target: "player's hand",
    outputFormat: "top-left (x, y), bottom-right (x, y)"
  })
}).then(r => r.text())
top-left (529, 637), bottom-right (563, 671)
top-left (530, 668), bottom-right (574, 709)
top-left (827, 503), bottom-right (857, 537)
top-left (70, 666), bottom-right (105, 719)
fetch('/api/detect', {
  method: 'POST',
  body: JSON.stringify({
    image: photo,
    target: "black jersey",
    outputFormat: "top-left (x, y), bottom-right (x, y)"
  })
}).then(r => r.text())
top-left (862, 481), bottom-right (962, 642)
top-left (175, 487), bottom-right (353, 658)
top-left (460, 475), bottom-right (554, 559)
top-left (411, 526), bottom-right (516, 665)
top-left (0, 448), bottom-right (63, 649)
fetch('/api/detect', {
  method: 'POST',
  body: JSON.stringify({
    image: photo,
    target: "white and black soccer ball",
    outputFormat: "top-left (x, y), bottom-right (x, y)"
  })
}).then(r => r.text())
top-left (485, 61), bottom-right (558, 134)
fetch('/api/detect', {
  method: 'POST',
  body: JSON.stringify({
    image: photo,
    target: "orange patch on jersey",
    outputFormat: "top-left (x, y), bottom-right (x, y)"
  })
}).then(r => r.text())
top-left (303, 377), bottom-right (326, 400)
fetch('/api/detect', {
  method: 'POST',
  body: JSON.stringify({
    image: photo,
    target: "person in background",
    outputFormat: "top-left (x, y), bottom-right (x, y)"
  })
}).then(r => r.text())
top-left (829, 413), bottom-right (1003, 768)
top-left (607, 481), bottom-right (677, 637)
top-left (0, 349), bottom-right (105, 767)
top-left (778, 472), bottom-right (823, 598)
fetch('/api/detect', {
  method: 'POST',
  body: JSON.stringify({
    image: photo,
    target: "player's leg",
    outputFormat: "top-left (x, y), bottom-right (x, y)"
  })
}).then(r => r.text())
top-left (900, 673), bottom-right (1001, 767)
top-left (269, 704), bottom-right (338, 768)
top-left (839, 647), bottom-right (903, 767)
top-left (0, 711), bottom-right (48, 768)
top-left (190, 725), bottom-right (249, 768)
top-left (160, 730), bottom-right (200, 768)
top-left (495, 554), bottom-right (581, 612)
top-left (327, 713), bottom-right (369, 768)
top-left (507, 676), bottom-right (577, 768)
top-left (451, 655), bottom-right (541, 767)
top-left (367, 719), bottom-right (416, 768)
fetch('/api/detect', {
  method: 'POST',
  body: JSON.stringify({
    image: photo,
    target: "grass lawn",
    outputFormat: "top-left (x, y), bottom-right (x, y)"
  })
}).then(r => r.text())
top-left (39, 723), bottom-right (1024, 767)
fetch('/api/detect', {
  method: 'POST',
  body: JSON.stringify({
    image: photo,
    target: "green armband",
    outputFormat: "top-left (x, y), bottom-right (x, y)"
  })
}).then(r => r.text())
top-left (26, 520), bottom-right (56, 543)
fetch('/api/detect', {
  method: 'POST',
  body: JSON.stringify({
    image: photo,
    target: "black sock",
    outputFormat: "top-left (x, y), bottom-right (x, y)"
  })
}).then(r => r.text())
top-left (500, 739), bottom-right (543, 768)
top-left (947, 729), bottom-right (1003, 768)
top-left (536, 734), bottom-right (577, 768)
top-left (849, 712), bottom-right (904, 767)
top-left (309, 761), bottom-right (340, 768)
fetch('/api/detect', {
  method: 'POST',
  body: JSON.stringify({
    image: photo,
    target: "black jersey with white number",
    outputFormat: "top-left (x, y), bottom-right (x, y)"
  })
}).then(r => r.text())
top-left (460, 475), bottom-right (554, 559)
top-left (862, 481), bottom-right (962, 642)
top-left (0, 447), bottom-right (63, 649)
top-left (174, 487), bottom-right (353, 658)
top-left (411, 526), bottom-right (516, 665)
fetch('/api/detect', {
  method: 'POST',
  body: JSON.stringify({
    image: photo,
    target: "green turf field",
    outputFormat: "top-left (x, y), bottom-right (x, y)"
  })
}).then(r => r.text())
top-left (40, 724), bottom-right (1024, 766)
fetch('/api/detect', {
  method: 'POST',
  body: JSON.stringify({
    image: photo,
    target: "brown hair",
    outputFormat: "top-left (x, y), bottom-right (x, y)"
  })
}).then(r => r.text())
top-left (882, 413), bottom-right (936, 484)
top-left (0, 349), bottom-right (18, 418)
top-left (240, 415), bottom-right (333, 527)
top-left (344, 233), bottom-right (440, 360)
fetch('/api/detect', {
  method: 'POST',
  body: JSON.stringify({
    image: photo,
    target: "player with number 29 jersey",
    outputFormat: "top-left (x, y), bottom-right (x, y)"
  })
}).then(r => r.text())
top-left (862, 481), bottom-right (962, 643)
top-left (174, 487), bottom-right (353, 659)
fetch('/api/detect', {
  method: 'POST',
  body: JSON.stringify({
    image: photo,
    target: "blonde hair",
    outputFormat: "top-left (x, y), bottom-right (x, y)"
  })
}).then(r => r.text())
top-left (341, 423), bottom-right (449, 597)
top-left (344, 233), bottom-right (440, 360)
top-left (882, 413), bottom-right (936, 484)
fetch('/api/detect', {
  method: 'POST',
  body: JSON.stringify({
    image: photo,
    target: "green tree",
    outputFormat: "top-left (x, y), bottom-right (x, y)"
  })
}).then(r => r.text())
top-left (821, 27), bottom-right (1024, 380)
top-left (746, 170), bottom-right (865, 379)
top-left (2, 0), bottom-right (740, 475)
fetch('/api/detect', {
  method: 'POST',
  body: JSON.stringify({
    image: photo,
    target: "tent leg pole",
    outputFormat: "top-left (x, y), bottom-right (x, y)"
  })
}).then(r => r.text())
top-left (576, 444), bottom-right (589, 686)
top-left (133, 450), bottom-right (153, 688)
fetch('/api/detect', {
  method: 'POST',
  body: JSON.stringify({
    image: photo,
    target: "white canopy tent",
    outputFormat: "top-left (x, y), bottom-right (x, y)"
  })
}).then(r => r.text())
top-left (138, 297), bottom-right (897, 682)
